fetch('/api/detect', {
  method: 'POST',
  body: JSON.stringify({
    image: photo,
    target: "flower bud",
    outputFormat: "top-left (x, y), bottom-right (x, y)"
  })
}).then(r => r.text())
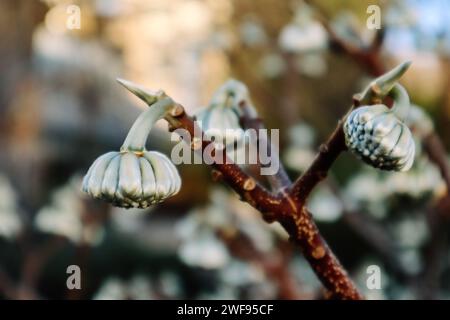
top-left (343, 104), bottom-right (415, 171)
top-left (82, 150), bottom-right (181, 208)
top-left (83, 81), bottom-right (182, 208)
top-left (195, 79), bottom-right (248, 146)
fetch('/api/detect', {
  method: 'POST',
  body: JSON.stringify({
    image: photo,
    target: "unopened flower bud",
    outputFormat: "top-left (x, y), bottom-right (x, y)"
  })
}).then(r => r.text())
top-left (195, 79), bottom-right (249, 146)
top-left (82, 80), bottom-right (182, 208)
top-left (344, 104), bottom-right (415, 171)
top-left (82, 150), bottom-right (181, 208)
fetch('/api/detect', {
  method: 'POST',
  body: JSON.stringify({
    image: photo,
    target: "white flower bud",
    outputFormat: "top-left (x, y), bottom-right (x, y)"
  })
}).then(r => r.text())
top-left (195, 79), bottom-right (249, 146)
top-left (82, 150), bottom-right (181, 208)
top-left (343, 104), bottom-right (415, 171)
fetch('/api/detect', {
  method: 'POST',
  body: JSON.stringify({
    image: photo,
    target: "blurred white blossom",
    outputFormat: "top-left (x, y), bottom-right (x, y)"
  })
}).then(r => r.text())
top-left (93, 278), bottom-right (127, 300)
top-left (178, 228), bottom-right (230, 269)
top-left (392, 217), bottom-right (429, 249)
top-left (279, 2), bottom-right (327, 53)
top-left (259, 53), bottom-right (286, 79)
top-left (35, 175), bottom-right (105, 245)
top-left (279, 23), bottom-right (327, 53)
top-left (308, 186), bottom-right (343, 222)
top-left (398, 248), bottom-right (423, 275)
top-left (284, 123), bottom-right (317, 172)
top-left (94, 275), bottom-right (154, 300)
top-left (158, 272), bottom-right (182, 298)
top-left (294, 53), bottom-right (327, 78)
top-left (345, 171), bottom-right (388, 218)
top-left (240, 18), bottom-right (268, 47)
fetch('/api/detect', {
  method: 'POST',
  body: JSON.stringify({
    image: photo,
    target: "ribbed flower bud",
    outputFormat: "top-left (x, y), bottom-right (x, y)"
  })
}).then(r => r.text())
top-left (344, 104), bottom-right (415, 171)
top-left (82, 150), bottom-right (181, 208)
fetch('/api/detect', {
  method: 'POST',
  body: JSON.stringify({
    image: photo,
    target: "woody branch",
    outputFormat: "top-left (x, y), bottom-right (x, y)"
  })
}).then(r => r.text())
top-left (163, 101), bottom-right (363, 300)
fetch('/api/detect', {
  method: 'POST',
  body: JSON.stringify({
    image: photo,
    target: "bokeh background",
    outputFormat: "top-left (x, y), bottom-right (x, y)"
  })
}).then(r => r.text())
top-left (0, 0), bottom-right (450, 299)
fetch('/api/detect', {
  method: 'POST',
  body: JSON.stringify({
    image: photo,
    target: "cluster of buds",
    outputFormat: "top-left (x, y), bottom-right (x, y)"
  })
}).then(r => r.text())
top-left (343, 62), bottom-right (416, 172)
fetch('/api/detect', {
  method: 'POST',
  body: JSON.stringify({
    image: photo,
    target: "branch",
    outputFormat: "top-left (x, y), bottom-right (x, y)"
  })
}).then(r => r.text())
top-left (168, 109), bottom-right (282, 217)
top-left (289, 121), bottom-right (347, 204)
top-left (238, 100), bottom-right (291, 190)
top-left (166, 105), bottom-right (362, 299)
top-left (306, 0), bottom-right (384, 76)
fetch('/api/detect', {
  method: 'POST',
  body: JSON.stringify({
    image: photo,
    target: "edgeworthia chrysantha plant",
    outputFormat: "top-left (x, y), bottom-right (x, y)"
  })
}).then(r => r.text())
top-left (82, 80), bottom-right (181, 208)
top-left (343, 62), bottom-right (415, 171)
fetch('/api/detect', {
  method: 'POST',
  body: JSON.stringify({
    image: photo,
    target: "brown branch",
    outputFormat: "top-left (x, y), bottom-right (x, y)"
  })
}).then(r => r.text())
top-left (306, 0), bottom-right (384, 76)
top-left (238, 100), bottom-right (291, 190)
top-left (166, 105), bottom-right (363, 300)
top-left (289, 120), bottom-right (347, 204)
top-left (169, 111), bottom-right (281, 216)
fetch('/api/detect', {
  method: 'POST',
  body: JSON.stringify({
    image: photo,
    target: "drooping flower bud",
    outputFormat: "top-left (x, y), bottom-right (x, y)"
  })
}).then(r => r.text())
top-left (344, 97), bottom-right (415, 172)
top-left (195, 79), bottom-right (249, 146)
top-left (82, 150), bottom-right (181, 208)
top-left (82, 82), bottom-right (182, 208)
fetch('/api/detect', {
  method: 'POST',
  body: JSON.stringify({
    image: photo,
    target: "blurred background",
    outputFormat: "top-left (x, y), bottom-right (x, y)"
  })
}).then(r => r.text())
top-left (0, 0), bottom-right (450, 300)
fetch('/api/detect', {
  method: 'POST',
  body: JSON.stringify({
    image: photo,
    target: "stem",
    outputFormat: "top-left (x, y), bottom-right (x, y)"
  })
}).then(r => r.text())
top-left (389, 84), bottom-right (410, 120)
top-left (238, 100), bottom-right (291, 190)
top-left (290, 121), bottom-right (347, 204)
top-left (120, 98), bottom-right (174, 152)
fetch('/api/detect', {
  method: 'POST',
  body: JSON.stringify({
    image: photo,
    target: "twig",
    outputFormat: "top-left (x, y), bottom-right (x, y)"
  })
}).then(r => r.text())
top-left (306, 0), bottom-right (384, 76)
top-left (289, 122), bottom-right (347, 204)
top-left (165, 105), bottom-right (363, 299)
top-left (238, 100), bottom-right (291, 190)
